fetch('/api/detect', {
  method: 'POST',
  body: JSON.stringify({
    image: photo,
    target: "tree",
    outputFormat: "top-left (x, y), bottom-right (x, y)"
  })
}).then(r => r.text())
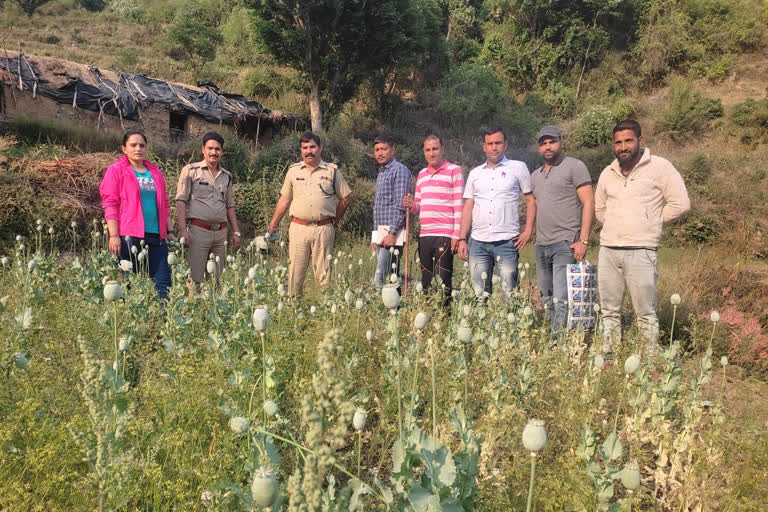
top-left (247, 0), bottom-right (443, 132)
top-left (12, 0), bottom-right (53, 16)
top-left (168, 0), bottom-right (223, 69)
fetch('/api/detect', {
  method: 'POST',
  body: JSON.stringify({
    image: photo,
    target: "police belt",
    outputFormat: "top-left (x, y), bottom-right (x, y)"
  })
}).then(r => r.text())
top-left (190, 219), bottom-right (228, 231)
top-left (291, 217), bottom-right (334, 227)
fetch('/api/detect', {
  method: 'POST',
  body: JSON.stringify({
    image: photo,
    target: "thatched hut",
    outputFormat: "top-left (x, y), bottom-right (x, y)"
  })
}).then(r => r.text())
top-left (0, 49), bottom-right (304, 146)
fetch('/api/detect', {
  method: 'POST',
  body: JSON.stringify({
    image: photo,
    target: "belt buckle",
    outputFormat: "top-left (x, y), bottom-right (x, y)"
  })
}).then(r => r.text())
top-left (308, 221), bottom-right (318, 226)
top-left (209, 222), bottom-right (221, 231)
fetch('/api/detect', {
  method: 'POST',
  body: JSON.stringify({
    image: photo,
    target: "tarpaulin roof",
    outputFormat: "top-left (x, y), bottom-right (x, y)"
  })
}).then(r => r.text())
top-left (0, 50), bottom-right (283, 124)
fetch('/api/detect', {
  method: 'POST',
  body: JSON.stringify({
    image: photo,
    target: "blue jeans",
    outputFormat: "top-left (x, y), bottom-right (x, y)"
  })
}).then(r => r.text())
top-left (373, 244), bottom-right (403, 288)
top-left (468, 237), bottom-right (519, 299)
top-left (119, 235), bottom-right (171, 299)
top-left (535, 241), bottom-right (575, 330)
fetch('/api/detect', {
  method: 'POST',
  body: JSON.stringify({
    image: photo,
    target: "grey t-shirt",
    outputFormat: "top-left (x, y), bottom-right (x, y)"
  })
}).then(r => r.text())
top-left (530, 154), bottom-right (592, 246)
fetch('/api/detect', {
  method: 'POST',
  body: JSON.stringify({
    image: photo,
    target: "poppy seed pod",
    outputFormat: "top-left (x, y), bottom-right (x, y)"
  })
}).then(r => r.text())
top-left (277, 284), bottom-right (286, 296)
top-left (523, 306), bottom-right (533, 316)
top-left (251, 468), bottom-right (278, 507)
top-left (353, 408), bottom-right (367, 431)
top-left (118, 336), bottom-right (132, 352)
top-left (457, 319), bottom-right (473, 343)
top-left (344, 290), bottom-right (352, 303)
top-left (252, 305), bottom-right (270, 332)
top-left (27, 259), bottom-right (37, 272)
top-left (331, 304), bottom-right (338, 314)
top-left (382, 284), bottom-right (401, 310)
top-left (624, 355), bottom-right (641, 375)
top-left (131, 245), bottom-right (138, 255)
top-left (481, 271), bottom-right (488, 280)
top-left (14, 353), bottom-right (29, 369)
top-left (620, 460), bottom-right (641, 490)
top-left (720, 356), bottom-right (728, 367)
top-left (277, 302), bottom-right (284, 312)
top-left (670, 293), bottom-right (681, 305)
top-left (594, 354), bottom-right (605, 370)
top-left (355, 299), bottom-right (364, 311)
top-left (206, 261), bottom-right (216, 274)
top-left (310, 305), bottom-right (317, 314)
top-left (414, 312), bottom-right (429, 330)
top-left (710, 311), bottom-right (720, 323)
top-left (1, 256), bottom-right (8, 266)
top-left (263, 400), bottom-right (279, 418)
top-left (229, 416), bottom-right (250, 434)
top-left (103, 281), bottom-right (123, 301)
top-left (366, 330), bottom-right (374, 341)
top-left (522, 419), bottom-right (547, 452)
top-left (167, 253), bottom-right (178, 265)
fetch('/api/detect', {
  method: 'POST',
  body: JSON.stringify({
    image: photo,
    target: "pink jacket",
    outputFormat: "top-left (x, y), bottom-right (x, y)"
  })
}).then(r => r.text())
top-left (99, 155), bottom-right (170, 238)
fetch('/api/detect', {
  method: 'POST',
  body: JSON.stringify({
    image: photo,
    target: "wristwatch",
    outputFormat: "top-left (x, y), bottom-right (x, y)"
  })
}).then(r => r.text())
top-left (234, 231), bottom-right (241, 237)
top-left (579, 239), bottom-right (589, 246)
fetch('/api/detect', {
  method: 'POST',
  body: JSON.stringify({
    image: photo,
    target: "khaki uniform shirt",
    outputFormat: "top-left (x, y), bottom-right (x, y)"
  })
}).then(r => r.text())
top-left (280, 160), bottom-right (352, 222)
top-left (176, 160), bottom-right (235, 223)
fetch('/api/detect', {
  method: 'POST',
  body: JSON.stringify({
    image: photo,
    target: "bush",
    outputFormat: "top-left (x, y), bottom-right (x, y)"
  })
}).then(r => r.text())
top-left (574, 106), bottom-right (614, 148)
top-left (685, 153), bottom-right (711, 184)
top-left (656, 78), bottom-right (723, 141)
top-left (110, 0), bottom-right (144, 21)
top-left (435, 61), bottom-right (509, 127)
top-left (75, 0), bottom-right (107, 11)
top-left (682, 212), bottom-right (720, 244)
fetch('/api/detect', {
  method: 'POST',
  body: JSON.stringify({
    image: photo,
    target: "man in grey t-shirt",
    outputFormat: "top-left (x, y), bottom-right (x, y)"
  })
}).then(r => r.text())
top-left (530, 125), bottom-right (594, 332)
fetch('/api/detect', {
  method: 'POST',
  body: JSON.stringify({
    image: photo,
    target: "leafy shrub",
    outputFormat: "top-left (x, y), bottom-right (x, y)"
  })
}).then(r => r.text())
top-left (685, 153), bottom-right (712, 184)
top-left (110, 0), bottom-right (144, 22)
top-left (538, 80), bottom-right (576, 118)
top-left (731, 97), bottom-right (768, 144)
top-left (574, 106), bottom-right (614, 148)
top-left (609, 97), bottom-right (636, 122)
top-left (75, 0), bottom-right (107, 11)
top-left (656, 78), bottom-right (723, 141)
top-left (682, 212), bottom-right (720, 244)
top-left (436, 61), bottom-right (509, 127)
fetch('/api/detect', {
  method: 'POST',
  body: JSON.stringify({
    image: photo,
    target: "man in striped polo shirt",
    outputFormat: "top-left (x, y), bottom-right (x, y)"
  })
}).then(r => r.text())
top-left (403, 134), bottom-right (464, 304)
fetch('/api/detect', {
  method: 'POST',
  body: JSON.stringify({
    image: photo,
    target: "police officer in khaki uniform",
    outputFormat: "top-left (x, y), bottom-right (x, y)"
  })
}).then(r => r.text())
top-left (268, 131), bottom-right (353, 297)
top-left (176, 132), bottom-right (242, 286)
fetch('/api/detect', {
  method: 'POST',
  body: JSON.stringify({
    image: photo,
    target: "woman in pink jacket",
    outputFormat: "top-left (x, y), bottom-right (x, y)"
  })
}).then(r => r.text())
top-left (99, 129), bottom-right (176, 298)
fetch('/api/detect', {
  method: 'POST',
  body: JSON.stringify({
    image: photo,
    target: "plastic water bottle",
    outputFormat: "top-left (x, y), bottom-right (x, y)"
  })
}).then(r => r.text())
top-left (264, 232), bottom-right (279, 242)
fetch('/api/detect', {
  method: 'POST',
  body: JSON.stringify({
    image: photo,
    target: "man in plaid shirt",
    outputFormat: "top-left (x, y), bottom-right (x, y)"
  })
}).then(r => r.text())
top-left (371, 134), bottom-right (412, 288)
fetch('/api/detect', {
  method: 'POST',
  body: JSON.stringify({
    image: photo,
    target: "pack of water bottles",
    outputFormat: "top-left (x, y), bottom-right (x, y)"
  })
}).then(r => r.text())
top-left (566, 261), bottom-right (598, 329)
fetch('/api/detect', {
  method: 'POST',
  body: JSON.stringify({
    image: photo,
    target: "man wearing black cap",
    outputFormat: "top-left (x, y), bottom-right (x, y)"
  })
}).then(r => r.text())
top-left (530, 125), bottom-right (594, 334)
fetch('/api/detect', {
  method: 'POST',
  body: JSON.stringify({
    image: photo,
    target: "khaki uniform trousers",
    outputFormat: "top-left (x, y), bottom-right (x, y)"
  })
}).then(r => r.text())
top-left (187, 224), bottom-right (228, 283)
top-left (288, 222), bottom-right (335, 296)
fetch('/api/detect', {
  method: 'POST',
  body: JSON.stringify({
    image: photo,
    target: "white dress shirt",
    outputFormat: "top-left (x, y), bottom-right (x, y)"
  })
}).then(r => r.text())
top-left (463, 157), bottom-right (532, 242)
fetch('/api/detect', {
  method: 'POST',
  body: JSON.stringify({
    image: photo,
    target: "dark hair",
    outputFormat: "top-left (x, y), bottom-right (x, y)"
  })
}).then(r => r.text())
top-left (202, 131), bottom-right (225, 147)
top-left (424, 134), bottom-right (443, 146)
top-left (122, 129), bottom-right (147, 146)
top-left (483, 127), bottom-right (506, 141)
top-left (612, 119), bottom-right (642, 137)
top-left (374, 134), bottom-right (395, 147)
top-left (299, 131), bottom-right (322, 146)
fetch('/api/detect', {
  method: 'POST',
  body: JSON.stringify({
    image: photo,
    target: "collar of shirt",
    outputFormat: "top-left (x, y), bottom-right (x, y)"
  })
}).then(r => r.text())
top-left (297, 160), bottom-right (332, 172)
top-left (425, 159), bottom-right (451, 175)
top-left (535, 152), bottom-right (566, 174)
top-left (481, 156), bottom-right (510, 170)
top-left (378, 158), bottom-right (400, 173)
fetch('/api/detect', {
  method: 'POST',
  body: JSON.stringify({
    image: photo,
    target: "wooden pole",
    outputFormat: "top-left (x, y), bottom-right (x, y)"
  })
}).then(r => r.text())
top-left (403, 213), bottom-right (409, 298)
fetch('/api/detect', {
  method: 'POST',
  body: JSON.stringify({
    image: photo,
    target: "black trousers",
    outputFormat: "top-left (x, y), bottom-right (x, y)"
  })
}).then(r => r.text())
top-left (418, 236), bottom-right (454, 303)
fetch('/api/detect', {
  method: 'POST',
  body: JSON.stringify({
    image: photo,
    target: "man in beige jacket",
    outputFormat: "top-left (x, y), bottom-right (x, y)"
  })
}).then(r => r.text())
top-left (595, 120), bottom-right (690, 354)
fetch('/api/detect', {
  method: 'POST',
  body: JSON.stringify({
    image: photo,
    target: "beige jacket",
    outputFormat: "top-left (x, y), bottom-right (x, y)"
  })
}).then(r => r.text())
top-left (595, 148), bottom-right (690, 247)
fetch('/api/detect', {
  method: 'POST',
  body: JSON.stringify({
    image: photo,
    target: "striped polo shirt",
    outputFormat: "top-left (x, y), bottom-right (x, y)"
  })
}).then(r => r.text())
top-left (412, 160), bottom-right (464, 238)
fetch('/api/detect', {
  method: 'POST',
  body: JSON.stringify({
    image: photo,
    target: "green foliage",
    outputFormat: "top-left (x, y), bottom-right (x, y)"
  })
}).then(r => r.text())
top-left (75, 0), bottom-right (107, 11)
top-left (682, 211), bottom-right (720, 244)
top-left (632, 0), bottom-right (763, 86)
top-left (110, 0), bottom-right (144, 21)
top-left (575, 106), bottom-right (615, 148)
top-left (685, 153), bottom-right (712, 184)
top-left (731, 97), bottom-right (768, 144)
top-left (10, 0), bottom-right (53, 16)
top-left (167, 0), bottom-right (223, 64)
top-left (480, 0), bottom-right (624, 91)
top-left (435, 61), bottom-right (508, 126)
top-left (247, 0), bottom-right (445, 129)
top-left (656, 78), bottom-right (723, 140)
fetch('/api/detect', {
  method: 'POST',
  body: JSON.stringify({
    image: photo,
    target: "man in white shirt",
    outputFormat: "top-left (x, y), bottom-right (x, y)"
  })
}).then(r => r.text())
top-left (458, 128), bottom-right (536, 301)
